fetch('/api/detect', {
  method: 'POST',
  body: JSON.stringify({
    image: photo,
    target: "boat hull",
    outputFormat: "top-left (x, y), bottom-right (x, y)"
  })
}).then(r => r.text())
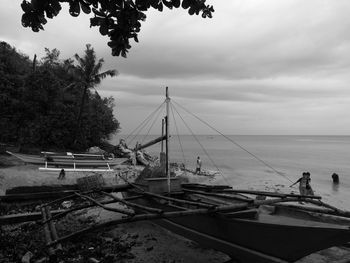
top-left (130, 196), bottom-right (350, 263)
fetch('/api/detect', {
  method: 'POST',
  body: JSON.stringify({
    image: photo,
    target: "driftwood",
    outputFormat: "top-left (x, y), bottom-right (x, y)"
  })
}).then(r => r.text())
top-left (47, 197), bottom-right (303, 247)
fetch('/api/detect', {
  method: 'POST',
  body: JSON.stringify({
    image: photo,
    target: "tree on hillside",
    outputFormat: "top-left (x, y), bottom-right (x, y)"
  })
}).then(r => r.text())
top-left (20, 0), bottom-right (214, 57)
top-left (73, 44), bottom-right (117, 144)
top-left (0, 42), bottom-right (120, 151)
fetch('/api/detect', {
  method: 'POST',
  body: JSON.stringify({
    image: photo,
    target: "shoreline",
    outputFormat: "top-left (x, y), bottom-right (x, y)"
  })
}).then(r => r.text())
top-left (1, 154), bottom-right (350, 262)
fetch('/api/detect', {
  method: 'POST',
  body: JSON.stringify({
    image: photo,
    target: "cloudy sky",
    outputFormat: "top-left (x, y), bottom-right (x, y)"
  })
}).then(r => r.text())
top-left (2, 0), bottom-right (350, 135)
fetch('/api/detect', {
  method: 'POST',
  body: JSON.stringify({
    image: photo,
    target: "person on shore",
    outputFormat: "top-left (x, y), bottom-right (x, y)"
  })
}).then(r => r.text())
top-left (195, 156), bottom-right (202, 174)
top-left (58, 168), bottom-right (65, 180)
top-left (332, 173), bottom-right (339, 184)
top-left (290, 172), bottom-right (314, 196)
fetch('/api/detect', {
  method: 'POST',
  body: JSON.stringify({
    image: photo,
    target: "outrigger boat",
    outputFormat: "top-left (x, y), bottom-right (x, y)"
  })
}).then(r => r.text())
top-left (6, 151), bottom-right (127, 172)
top-left (4, 88), bottom-right (350, 262)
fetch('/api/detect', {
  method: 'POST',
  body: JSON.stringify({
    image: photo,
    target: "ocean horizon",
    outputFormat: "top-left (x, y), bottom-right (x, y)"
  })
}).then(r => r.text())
top-left (113, 134), bottom-right (350, 210)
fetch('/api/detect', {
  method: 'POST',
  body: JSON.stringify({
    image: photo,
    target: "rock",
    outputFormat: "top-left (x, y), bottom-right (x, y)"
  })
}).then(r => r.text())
top-left (146, 245), bottom-right (154, 251)
top-left (103, 237), bottom-right (113, 243)
top-left (21, 251), bottom-right (33, 263)
top-left (130, 233), bottom-right (139, 239)
top-left (121, 252), bottom-right (135, 259)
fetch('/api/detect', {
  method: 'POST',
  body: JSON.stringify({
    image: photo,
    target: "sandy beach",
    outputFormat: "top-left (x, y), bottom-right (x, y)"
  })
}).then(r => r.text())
top-left (1, 154), bottom-right (350, 263)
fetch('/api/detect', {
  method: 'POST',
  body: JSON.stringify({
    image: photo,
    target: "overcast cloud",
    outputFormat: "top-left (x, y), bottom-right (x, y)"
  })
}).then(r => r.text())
top-left (2, 0), bottom-right (350, 135)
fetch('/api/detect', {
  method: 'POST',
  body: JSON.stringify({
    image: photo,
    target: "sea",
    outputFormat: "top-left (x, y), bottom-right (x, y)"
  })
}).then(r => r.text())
top-left (113, 135), bottom-right (350, 210)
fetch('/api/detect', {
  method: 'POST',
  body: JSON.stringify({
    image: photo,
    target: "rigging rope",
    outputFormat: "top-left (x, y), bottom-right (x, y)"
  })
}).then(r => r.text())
top-left (170, 102), bottom-right (231, 186)
top-left (170, 103), bottom-right (188, 169)
top-left (126, 101), bottom-right (165, 146)
top-left (140, 102), bottom-right (165, 145)
top-left (172, 100), bottom-right (294, 184)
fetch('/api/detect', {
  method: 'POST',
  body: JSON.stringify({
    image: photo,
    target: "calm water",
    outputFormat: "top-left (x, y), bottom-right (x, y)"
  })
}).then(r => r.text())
top-left (114, 135), bottom-right (350, 209)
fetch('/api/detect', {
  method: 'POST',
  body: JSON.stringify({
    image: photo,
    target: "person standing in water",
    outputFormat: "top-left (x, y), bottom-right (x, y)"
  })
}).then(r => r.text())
top-left (195, 156), bottom-right (202, 174)
top-left (290, 172), bottom-right (314, 196)
top-left (332, 173), bottom-right (339, 184)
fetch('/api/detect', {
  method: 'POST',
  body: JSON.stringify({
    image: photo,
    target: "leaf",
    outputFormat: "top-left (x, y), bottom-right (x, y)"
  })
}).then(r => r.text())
top-left (158, 2), bottom-right (163, 11)
top-left (99, 23), bottom-right (109, 35)
top-left (133, 35), bottom-right (139, 43)
top-left (182, 0), bottom-right (190, 9)
top-left (80, 1), bottom-right (91, 14)
top-left (163, 0), bottom-right (173, 9)
top-left (21, 1), bottom-right (32, 13)
top-left (69, 0), bottom-right (81, 17)
top-left (172, 0), bottom-right (180, 8)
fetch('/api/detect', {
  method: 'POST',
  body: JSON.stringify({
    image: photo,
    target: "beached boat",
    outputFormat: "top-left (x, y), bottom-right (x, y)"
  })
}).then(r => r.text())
top-left (6, 151), bottom-right (127, 171)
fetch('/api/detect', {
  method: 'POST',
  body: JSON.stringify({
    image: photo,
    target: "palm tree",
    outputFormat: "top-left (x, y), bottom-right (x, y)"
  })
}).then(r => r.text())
top-left (74, 44), bottom-right (117, 145)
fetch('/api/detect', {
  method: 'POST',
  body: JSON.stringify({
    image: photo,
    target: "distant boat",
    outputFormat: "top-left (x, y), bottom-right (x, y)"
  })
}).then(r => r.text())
top-left (6, 151), bottom-right (127, 171)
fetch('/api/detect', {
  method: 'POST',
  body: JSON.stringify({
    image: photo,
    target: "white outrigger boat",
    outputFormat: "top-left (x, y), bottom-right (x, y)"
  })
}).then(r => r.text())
top-left (6, 151), bottom-right (127, 172)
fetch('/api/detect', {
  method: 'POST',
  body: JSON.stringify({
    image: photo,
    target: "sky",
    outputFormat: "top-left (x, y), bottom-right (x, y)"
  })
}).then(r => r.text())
top-left (2, 0), bottom-right (350, 135)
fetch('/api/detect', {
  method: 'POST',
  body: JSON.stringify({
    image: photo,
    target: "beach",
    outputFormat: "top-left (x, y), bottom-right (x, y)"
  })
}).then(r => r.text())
top-left (1, 153), bottom-right (350, 262)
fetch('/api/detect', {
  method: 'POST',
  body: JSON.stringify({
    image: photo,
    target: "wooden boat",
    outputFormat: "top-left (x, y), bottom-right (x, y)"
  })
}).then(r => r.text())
top-left (6, 151), bottom-right (127, 170)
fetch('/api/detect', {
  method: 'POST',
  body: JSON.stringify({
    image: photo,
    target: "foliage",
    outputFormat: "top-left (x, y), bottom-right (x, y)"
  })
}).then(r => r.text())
top-left (0, 41), bottom-right (120, 151)
top-left (20, 0), bottom-right (214, 57)
top-left (73, 44), bottom-right (117, 144)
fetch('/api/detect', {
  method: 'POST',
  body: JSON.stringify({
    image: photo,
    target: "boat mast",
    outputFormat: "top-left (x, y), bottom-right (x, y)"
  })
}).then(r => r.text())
top-left (165, 87), bottom-right (170, 193)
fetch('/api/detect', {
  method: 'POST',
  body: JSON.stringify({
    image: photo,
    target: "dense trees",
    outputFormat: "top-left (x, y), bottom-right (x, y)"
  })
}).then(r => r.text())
top-left (20, 0), bottom-right (214, 57)
top-left (0, 42), bottom-right (120, 152)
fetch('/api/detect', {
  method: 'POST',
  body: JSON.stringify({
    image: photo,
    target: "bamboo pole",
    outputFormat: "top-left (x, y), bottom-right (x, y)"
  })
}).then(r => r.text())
top-left (47, 197), bottom-right (303, 247)
top-left (183, 189), bottom-right (254, 203)
top-left (41, 207), bottom-right (54, 255)
top-left (221, 189), bottom-right (322, 200)
top-left (74, 192), bottom-right (135, 216)
top-left (100, 191), bottom-right (163, 214)
top-left (42, 195), bottom-right (144, 224)
top-left (118, 175), bottom-right (215, 209)
top-left (45, 206), bottom-right (62, 251)
top-left (135, 135), bottom-right (166, 151)
top-left (127, 189), bottom-right (214, 208)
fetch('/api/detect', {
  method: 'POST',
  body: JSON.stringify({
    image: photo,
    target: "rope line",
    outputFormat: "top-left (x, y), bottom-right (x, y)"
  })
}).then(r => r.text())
top-left (172, 100), bottom-right (294, 183)
top-left (170, 103), bottom-right (187, 169)
top-left (171, 102), bottom-right (231, 186)
top-left (126, 101), bottom-right (165, 145)
top-left (140, 102), bottom-right (165, 145)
